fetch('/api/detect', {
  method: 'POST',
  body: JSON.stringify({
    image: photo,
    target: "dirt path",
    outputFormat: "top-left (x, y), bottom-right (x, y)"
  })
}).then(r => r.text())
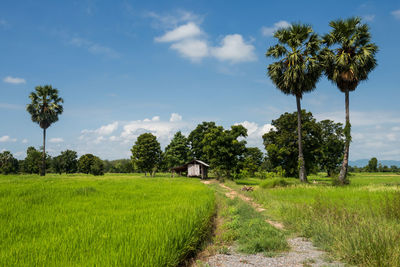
top-left (199, 180), bottom-right (344, 267)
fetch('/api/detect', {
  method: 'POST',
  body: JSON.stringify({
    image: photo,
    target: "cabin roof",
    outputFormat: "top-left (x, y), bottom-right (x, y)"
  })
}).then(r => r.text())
top-left (170, 159), bottom-right (209, 171)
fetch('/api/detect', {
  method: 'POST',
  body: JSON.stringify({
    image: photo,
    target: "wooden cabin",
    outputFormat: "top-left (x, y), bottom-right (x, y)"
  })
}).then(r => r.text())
top-left (171, 160), bottom-right (209, 179)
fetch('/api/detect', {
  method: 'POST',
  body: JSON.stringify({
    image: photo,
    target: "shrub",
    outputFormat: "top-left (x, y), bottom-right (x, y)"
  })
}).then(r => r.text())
top-left (235, 179), bottom-right (260, 186)
top-left (260, 178), bottom-right (289, 189)
top-left (255, 171), bottom-right (277, 179)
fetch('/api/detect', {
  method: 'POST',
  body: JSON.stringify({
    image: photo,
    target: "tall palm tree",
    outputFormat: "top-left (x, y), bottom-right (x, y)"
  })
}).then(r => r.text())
top-left (27, 85), bottom-right (63, 176)
top-left (266, 24), bottom-right (322, 182)
top-left (321, 17), bottom-right (378, 184)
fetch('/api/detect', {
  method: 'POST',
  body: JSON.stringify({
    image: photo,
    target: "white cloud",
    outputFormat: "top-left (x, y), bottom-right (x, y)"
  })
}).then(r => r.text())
top-left (69, 37), bottom-right (120, 58)
top-left (392, 9), bottom-right (400, 19)
top-left (82, 121), bottom-right (119, 136)
top-left (261, 20), bottom-right (291, 37)
top-left (0, 135), bottom-right (17, 142)
top-left (120, 114), bottom-right (188, 144)
top-left (155, 22), bottom-right (202, 42)
top-left (362, 14), bottom-right (375, 22)
top-left (146, 10), bottom-right (203, 29)
top-left (3, 76), bottom-right (26, 84)
top-left (234, 121), bottom-right (274, 147)
top-left (171, 39), bottom-right (209, 62)
top-left (170, 113), bottom-right (182, 122)
top-left (22, 138), bottom-right (28, 144)
top-left (94, 136), bottom-right (105, 144)
top-left (49, 137), bottom-right (64, 143)
top-left (211, 34), bottom-right (256, 63)
top-left (153, 11), bottom-right (256, 64)
top-left (78, 113), bottom-right (190, 157)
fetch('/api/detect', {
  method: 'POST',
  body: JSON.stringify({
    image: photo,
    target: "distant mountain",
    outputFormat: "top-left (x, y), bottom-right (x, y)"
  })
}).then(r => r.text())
top-left (349, 159), bottom-right (400, 167)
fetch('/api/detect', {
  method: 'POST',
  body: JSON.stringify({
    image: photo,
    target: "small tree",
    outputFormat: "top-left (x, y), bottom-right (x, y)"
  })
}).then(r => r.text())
top-left (0, 151), bottom-right (19, 174)
top-left (188, 122), bottom-right (217, 162)
top-left (366, 157), bottom-right (378, 172)
top-left (60, 150), bottom-right (78, 173)
top-left (90, 157), bottom-right (104, 176)
top-left (263, 111), bottom-right (322, 177)
top-left (78, 154), bottom-right (95, 174)
top-left (23, 146), bottom-right (45, 174)
top-left (318, 120), bottom-right (345, 176)
top-left (52, 155), bottom-right (63, 174)
top-left (164, 131), bottom-right (191, 170)
top-left (26, 85), bottom-right (63, 176)
top-left (131, 133), bottom-right (162, 177)
top-left (77, 154), bottom-right (104, 175)
top-left (242, 147), bottom-right (264, 176)
top-left (202, 125), bottom-right (247, 179)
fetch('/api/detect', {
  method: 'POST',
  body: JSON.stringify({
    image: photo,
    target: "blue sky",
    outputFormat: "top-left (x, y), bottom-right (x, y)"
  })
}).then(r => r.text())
top-left (1, 0), bottom-right (400, 160)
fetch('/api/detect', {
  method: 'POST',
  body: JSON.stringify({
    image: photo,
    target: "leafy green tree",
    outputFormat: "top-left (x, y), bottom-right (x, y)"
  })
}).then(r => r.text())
top-left (202, 125), bottom-right (247, 178)
top-left (366, 157), bottom-right (378, 172)
top-left (188, 122), bottom-right (217, 162)
top-left (390, 165), bottom-right (399, 172)
top-left (321, 17), bottom-right (378, 184)
top-left (0, 151), bottom-right (19, 174)
top-left (77, 154), bottom-right (104, 175)
top-left (164, 131), bottom-right (191, 169)
top-left (104, 159), bottom-right (134, 173)
top-left (26, 85), bottom-right (63, 176)
top-left (52, 155), bottom-right (63, 174)
top-left (131, 133), bottom-right (162, 177)
top-left (318, 120), bottom-right (345, 176)
top-left (242, 147), bottom-right (264, 176)
top-left (23, 146), bottom-right (44, 174)
top-left (266, 24), bottom-right (322, 182)
top-left (78, 154), bottom-right (95, 174)
top-left (263, 111), bottom-right (322, 177)
top-left (90, 157), bottom-right (104, 176)
top-left (59, 150), bottom-right (78, 173)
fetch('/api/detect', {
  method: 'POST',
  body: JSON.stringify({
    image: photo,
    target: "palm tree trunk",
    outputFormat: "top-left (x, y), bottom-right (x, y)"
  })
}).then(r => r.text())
top-left (338, 89), bottom-right (350, 184)
top-left (41, 128), bottom-right (46, 176)
top-left (296, 95), bottom-right (307, 182)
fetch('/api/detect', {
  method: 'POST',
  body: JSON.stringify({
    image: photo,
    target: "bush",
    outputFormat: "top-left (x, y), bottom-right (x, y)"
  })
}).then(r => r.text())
top-left (260, 178), bottom-right (289, 189)
top-left (255, 171), bottom-right (277, 179)
top-left (233, 169), bottom-right (249, 180)
top-left (235, 179), bottom-right (260, 186)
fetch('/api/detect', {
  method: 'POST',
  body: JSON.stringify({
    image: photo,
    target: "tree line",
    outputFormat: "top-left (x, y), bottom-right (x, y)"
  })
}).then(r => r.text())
top-left (1, 112), bottom-right (344, 178)
top-left (349, 157), bottom-right (400, 173)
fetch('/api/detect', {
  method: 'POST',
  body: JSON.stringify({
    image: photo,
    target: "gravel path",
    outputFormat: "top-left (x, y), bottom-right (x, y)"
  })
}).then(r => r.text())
top-left (204, 237), bottom-right (344, 267)
top-left (198, 181), bottom-right (345, 267)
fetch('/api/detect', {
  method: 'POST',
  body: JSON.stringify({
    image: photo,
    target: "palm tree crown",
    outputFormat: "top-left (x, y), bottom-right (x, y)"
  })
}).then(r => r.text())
top-left (266, 24), bottom-right (322, 98)
top-left (27, 85), bottom-right (64, 129)
top-left (321, 17), bottom-right (378, 92)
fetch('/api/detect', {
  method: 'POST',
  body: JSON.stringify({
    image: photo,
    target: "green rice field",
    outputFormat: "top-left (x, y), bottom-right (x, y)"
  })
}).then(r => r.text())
top-left (0, 174), bottom-right (215, 266)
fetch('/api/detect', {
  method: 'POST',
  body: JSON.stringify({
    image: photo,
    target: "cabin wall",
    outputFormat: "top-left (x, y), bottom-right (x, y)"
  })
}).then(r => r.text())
top-left (188, 164), bottom-right (200, 177)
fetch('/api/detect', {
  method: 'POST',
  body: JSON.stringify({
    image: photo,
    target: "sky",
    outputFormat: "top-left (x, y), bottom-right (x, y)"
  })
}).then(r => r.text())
top-left (1, 0), bottom-right (400, 161)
